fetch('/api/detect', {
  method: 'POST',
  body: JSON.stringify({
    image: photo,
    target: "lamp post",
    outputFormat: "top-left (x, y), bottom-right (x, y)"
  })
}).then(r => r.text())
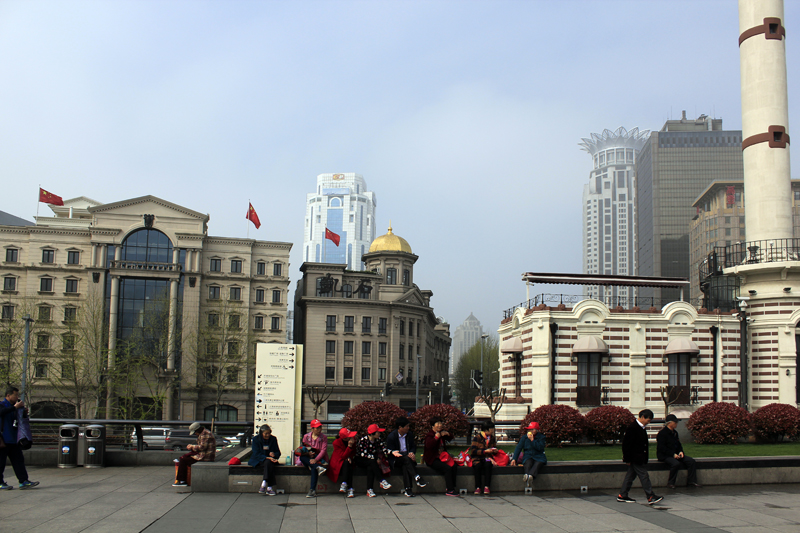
top-left (480, 333), bottom-right (488, 394)
top-left (415, 353), bottom-right (421, 411)
top-left (20, 314), bottom-right (33, 402)
top-left (434, 378), bottom-right (446, 404)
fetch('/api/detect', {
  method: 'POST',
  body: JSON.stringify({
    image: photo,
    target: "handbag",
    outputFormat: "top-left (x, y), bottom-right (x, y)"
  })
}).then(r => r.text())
top-left (17, 409), bottom-right (32, 450)
top-left (377, 454), bottom-right (392, 476)
top-left (493, 450), bottom-right (510, 467)
top-left (438, 450), bottom-right (455, 467)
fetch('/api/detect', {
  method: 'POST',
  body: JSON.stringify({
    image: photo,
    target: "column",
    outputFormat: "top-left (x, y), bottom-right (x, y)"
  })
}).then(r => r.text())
top-left (106, 246), bottom-right (122, 418)
top-left (165, 249), bottom-right (180, 420)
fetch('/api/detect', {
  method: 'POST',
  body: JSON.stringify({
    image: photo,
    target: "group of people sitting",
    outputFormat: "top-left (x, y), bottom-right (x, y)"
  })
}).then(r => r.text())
top-left (247, 416), bottom-right (548, 498)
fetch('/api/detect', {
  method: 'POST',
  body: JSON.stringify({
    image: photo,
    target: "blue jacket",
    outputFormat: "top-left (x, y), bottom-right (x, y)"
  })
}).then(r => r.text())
top-left (0, 398), bottom-right (18, 443)
top-left (512, 432), bottom-right (547, 465)
top-left (249, 434), bottom-right (281, 466)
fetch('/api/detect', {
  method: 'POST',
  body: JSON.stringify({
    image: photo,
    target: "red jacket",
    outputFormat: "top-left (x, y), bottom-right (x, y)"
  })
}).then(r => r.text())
top-left (327, 437), bottom-right (355, 483)
top-left (423, 429), bottom-right (453, 466)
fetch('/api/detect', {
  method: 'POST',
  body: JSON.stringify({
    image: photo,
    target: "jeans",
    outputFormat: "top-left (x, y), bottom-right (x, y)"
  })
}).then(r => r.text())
top-left (662, 456), bottom-right (698, 485)
top-left (472, 459), bottom-right (492, 488)
top-left (523, 459), bottom-right (544, 479)
top-left (298, 455), bottom-right (327, 490)
top-left (392, 454), bottom-right (419, 489)
top-left (429, 459), bottom-right (458, 491)
top-left (176, 453), bottom-right (197, 483)
top-left (619, 462), bottom-right (653, 497)
top-left (0, 444), bottom-right (28, 484)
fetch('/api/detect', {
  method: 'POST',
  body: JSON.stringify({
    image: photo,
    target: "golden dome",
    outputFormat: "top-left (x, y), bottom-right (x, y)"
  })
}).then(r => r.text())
top-left (368, 223), bottom-right (412, 253)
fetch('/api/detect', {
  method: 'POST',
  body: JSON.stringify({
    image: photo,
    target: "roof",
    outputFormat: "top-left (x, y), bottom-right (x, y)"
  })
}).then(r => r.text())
top-left (368, 224), bottom-right (412, 254)
top-left (521, 272), bottom-right (690, 289)
top-left (0, 210), bottom-right (33, 226)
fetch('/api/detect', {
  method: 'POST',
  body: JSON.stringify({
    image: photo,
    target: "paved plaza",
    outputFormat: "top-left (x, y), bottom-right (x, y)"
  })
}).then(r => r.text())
top-left (1, 466), bottom-right (800, 533)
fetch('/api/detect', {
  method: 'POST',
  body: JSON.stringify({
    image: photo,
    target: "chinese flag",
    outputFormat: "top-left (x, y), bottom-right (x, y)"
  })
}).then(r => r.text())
top-left (246, 203), bottom-right (261, 229)
top-left (325, 228), bottom-right (340, 246)
top-left (39, 188), bottom-right (64, 206)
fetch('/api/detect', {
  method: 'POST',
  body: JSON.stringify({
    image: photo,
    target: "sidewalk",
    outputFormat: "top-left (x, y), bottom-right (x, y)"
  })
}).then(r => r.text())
top-left (1, 466), bottom-right (799, 533)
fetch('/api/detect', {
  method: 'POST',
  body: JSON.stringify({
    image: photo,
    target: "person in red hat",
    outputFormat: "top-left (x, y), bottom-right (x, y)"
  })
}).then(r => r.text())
top-left (510, 421), bottom-right (547, 488)
top-left (328, 427), bottom-right (358, 497)
top-left (355, 423), bottom-right (392, 497)
top-left (295, 419), bottom-right (329, 498)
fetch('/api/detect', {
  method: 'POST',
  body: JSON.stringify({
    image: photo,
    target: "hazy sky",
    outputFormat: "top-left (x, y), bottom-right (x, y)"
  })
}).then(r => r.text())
top-left (2, 0), bottom-right (798, 338)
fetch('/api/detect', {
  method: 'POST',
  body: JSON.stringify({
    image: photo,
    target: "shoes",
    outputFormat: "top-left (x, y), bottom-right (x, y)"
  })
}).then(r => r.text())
top-left (367, 489), bottom-right (376, 498)
top-left (0, 482), bottom-right (13, 490)
top-left (379, 479), bottom-right (391, 490)
top-left (523, 473), bottom-right (529, 484)
top-left (19, 481), bottom-right (39, 490)
top-left (306, 489), bottom-right (317, 498)
top-left (340, 482), bottom-right (348, 493)
top-left (526, 475), bottom-right (533, 488)
top-left (173, 459), bottom-right (180, 464)
top-left (415, 475), bottom-right (428, 488)
top-left (347, 488), bottom-right (355, 498)
top-left (617, 494), bottom-right (636, 503)
top-left (172, 481), bottom-right (188, 488)
top-left (258, 485), bottom-right (266, 494)
top-left (404, 488), bottom-right (415, 497)
top-left (483, 487), bottom-right (490, 495)
top-left (316, 465), bottom-right (327, 475)
top-left (688, 483), bottom-right (703, 488)
top-left (474, 487), bottom-right (482, 495)
top-left (266, 487), bottom-right (276, 496)
top-left (666, 484), bottom-right (676, 489)
top-left (647, 494), bottom-right (663, 505)
top-left (445, 489), bottom-right (458, 497)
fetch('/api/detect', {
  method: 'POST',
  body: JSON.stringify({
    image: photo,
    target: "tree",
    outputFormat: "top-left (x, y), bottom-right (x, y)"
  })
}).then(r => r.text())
top-left (306, 385), bottom-right (334, 420)
top-left (475, 387), bottom-right (507, 422)
top-left (452, 336), bottom-right (500, 411)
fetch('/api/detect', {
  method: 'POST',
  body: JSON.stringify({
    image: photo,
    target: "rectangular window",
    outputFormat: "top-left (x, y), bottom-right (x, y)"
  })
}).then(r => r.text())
top-left (362, 316), bottom-right (371, 333)
top-left (271, 316), bottom-right (280, 331)
top-left (40, 278), bottom-right (53, 292)
top-left (210, 259), bottom-right (221, 272)
top-left (255, 289), bottom-right (265, 302)
top-left (668, 353), bottom-right (691, 404)
top-left (343, 367), bottom-right (353, 380)
top-left (227, 341), bottom-right (239, 355)
top-left (378, 368), bottom-right (386, 381)
top-left (226, 367), bottom-right (239, 383)
top-left (326, 315), bottom-right (336, 332)
top-left (231, 260), bottom-right (242, 273)
top-left (35, 363), bottom-right (48, 378)
top-left (362, 341), bottom-right (371, 355)
top-left (344, 316), bottom-right (354, 332)
top-left (325, 340), bottom-right (336, 354)
top-left (37, 334), bottom-right (49, 350)
top-left (386, 268), bottom-right (397, 285)
top-left (62, 334), bottom-right (76, 351)
top-left (344, 341), bottom-right (354, 355)
top-left (208, 313), bottom-right (219, 327)
top-left (378, 318), bottom-right (387, 334)
top-left (399, 320), bottom-right (405, 335)
top-left (256, 262), bottom-right (266, 275)
top-left (325, 367), bottom-right (335, 380)
top-left (61, 362), bottom-right (75, 380)
top-left (38, 306), bottom-right (50, 321)
top-left (5, 249), bottom-right (18, 262)
top-left (209, 286), bottom-right (220, 299)
top-left (254, 315), bottom-right (264, 329)
top-left (399, 344), bottom-right (405, 359)
top-left (402, 269), bottom-right (410, 286)
top-left (229, 315), bottom-right (240, 328)
top-left (1, 305), bottom-right (13, 320)
top-left (65, 279), bottom-right (78, 293)
top-left (272, 290), bottom-right (281, 303)
top-left (230, 287), bottom-right (241, 300)
top-left (378, 342), bottom-right (387, 355)
top-left (408, 322), bottom-right (413, 337)
top-left (42, 249), bottom-right (54, 263)
top-left (361, 367), bottom-right (370, 381)
top-left (67, 251), bottom-right (80, 265)
top-left (3, 277), bottom-right (15, 291)
top-left (273, 263), bottom-right (282, 276)
top-left (64, 307), bottom-right (77, 322)
top-left (207, 341), bottom-right (218, 356)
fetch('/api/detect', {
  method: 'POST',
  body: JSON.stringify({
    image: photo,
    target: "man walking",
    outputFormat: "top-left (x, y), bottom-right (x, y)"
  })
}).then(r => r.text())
top-left (173, 422), bottom-right (216, 487)
top-left (385, 416), bottom-right (427, 497)
top-left (617, 409), bottom-right (662, 505)
top-left (657, 414), bottom-right (701, 488)
top-left (0, 386), bottom-right (39, 490)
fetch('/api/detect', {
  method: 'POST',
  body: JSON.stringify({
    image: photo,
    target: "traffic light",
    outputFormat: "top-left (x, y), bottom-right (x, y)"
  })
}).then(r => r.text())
top-left (384, 382), bottom-right (392, 396)
top-left (474, 370), bottom-right (483, 388)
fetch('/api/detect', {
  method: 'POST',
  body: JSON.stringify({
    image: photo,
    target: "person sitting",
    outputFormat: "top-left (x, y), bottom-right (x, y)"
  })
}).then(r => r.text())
top-left (248, 424), bottom-right (281, 495)
top-left (355, 423), bottom-right (392, 498)
top-left (657, 414), bottom-right (701, 488)
top-left (295, 419), bottom-right (328, 498)
top-left (510, 421), bottom-right (547, 488)
top-left (328, 427), bottom-right (358, 498)
top-left (423, 416), bottom-right (458, 496)
top-left (385, 416), bottom-right (427, 497)
top-left (469, 421), bottom-right (498, 495)
top-left (173, 422), bottom-right (216, 487)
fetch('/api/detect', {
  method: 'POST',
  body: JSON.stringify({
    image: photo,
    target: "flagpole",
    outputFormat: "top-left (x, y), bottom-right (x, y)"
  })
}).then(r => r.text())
top-left (247, 200), bottom-right (250, 239)
top-left (36, 184), bottom-right (40, 221)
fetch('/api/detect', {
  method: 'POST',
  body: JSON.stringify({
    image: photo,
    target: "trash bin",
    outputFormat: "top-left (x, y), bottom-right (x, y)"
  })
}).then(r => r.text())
top-left (83, 424), bottom-right (106, 468)
top-left (58, 424), bottom-right (79, 468)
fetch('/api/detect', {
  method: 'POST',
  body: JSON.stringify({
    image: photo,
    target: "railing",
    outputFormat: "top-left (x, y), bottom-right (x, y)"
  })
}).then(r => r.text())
top-left (714, 239), bottom-right (800, 269)
top-left (109, 260), bottom-right (181, 272)
top-left (503, 294), bottom-right (704, 319)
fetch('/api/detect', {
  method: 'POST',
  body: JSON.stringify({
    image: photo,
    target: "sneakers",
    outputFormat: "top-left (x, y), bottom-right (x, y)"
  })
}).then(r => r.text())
top-left (483, 487), bottom-right (490, 495)
top-left (474, 487), bottom-right (482, 495)
top-left (445, 489), bottom-right (459, 497)
top-left (172, 481), bottom-right (188, 488)
top-left (316, 465), bottom-right (327, 475)
top-left (367, 489), bottom-right (376, 498)
top-left (265, 487), bottom-right (276, 496)
top-left (0, 482), bottom-right (14, 490)
top-left (19, 480), bottom-right (39, 490)
top-left (415, 475), bottom-right (428, 488)
top-left (379, 479), bottom-right (391, 490)
top-left (347, 488), bottom-right (355, 498)
top-left (523, 473), bottom-right (529, 484)
top-left (617, 494), bottom-right (636, 503)
top-left (306, 489), bottom-right (317, 498)
top-left (647, 494), bottom-right (663, 505)
top-left (404, 488), bottom-right (415, 498)
top-left (340, 482), bottom-right (348, 493)
top-left (526, 475), bottom-right (533, 488)
top-left (258, 485), bottom-right (266, 494)
top-left (173, 458), bottom-right (180, 464)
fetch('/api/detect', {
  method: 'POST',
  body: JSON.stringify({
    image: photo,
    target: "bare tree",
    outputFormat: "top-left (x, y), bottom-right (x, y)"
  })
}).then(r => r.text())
top-left (476, 387), bottom-right (507, 422)
top-left (306, 385), bottom-right (334, 419)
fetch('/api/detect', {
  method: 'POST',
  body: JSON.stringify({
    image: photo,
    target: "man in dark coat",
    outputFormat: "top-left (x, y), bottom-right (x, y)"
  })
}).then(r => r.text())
top-left (657, 414), bottom-right (700, 488)
top-left (385, 416), bottom-right (427, 497)
top-left (617, 409), bottom-right (662, 505)
top-left (0, 386), bottom-right (39, 490)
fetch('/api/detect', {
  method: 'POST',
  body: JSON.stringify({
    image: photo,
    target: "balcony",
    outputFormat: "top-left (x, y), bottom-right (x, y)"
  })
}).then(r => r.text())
top-left (713, 239), bottom-right (800, 270)
top-left (502, 294), bottom-right (704, 319)
top-left (109, 260), bottom-right (181, 272)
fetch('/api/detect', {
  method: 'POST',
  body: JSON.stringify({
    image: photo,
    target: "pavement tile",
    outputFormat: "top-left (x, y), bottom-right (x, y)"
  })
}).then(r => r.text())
top-left (351, 518), bottom-right (407, 533)
top-left (495, 514), bottom-right (572, 533)
top-left (445, 516), bottom-right (515, 532)
top-left (400, 517), bottom-right (461, 533)
top-left (667, 510), bottom-right (754, 528)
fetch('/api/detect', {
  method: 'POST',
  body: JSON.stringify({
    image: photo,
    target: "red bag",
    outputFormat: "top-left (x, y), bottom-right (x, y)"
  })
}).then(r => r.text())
top-left (439, 450), bottom-right (455, 467)
top-left (493, 449), bottom-right (510, 467)
top-left (455, 449), bottom-right (472, 467)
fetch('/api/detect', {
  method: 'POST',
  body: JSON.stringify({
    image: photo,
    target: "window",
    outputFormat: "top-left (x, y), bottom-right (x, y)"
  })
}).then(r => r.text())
top-left (255, 315), bottom-right (264, 330)
top-left (231, 260), bottom-right (242, 273)
top-left (272, 290), bottom-right (281, 303)
top-left (386, 268), bottom-right (397, 285)
top-left (64, 306), bottom-right (77, 322)
top-left (576, 353), bottom-right (601, 406)
top-left (38, 306), bottom-right (50, 321)
top-left (326, 315), bottom-right (336, 332)
top-left (362, 316), bottom-right (371, 333)
top-left (361, 367), bottom-right (370, 381)
top-left (210, 259), bottom-right (221, 272)
top-left (0, 332), bottom-right (11, 350)
top-left (67, 251), bottom-right (80, 265)
top-left (379, 318), bottom-right (387, 334)
top-left (326, 340), bottom-right (336, 354)
top-left (343, 367), bottom-right (353, 380)
top-left (362, 341), bottom-right (371, 355)
top-left (35, 363), bottom-right (48, 378)
top-left (344, 341), bottom-right (354, 355)
top-left (62, 334), bottom-right (76, 351)
top-left (327, 400), bottom-right (350, 421)
top-left (207, 341), bottom-right (219, 356)
top-left (378, 368), bottom-right (386, 381)
top-left (40, 277), bottom-right (53, 292)
top-left (37, 334), bottom-right (49, 350)
top-left (341, 284), bottom-right (352, 298)
top-left (273, 263), bottom-right (282, 276)
top-left (204, 366), bottom-right (218, 382)
top-left (1, 305), bottom-right (13, 320)
top-left (408, 322), bottom-right (413, 337)
top-left (344, 316), bottom-right (354, 332)
top-left (255, 289), bottom-right (265, 303)
top-left (227, 341), bottom-right (239, 356)
top-left (325, 367), bottom-right (335, 380)
top-left (668, 353), bottom-right (692, 404)
top-left (42, 249), bottom-right (54, 263)
top-left (61, 362), bottom-right (75, 380)
top-left (271, 316), bottom-right (280, 331)
top-left (5, 248), bottom-right (18, 262)
top-left (208, 313), bottom-right (219, 327)
top-left (399, 344), bottom-right (405, 360)
top-left (379, 342), bottom-right (387, 356)
top-left (209, 286), bottom-right (220, 300)
top-left (229, 315), bottom-right (240, 329)
top-left (204, 405), bottom-right (238, 422)
top-left (402, 269), bottom-right (410, 286)
top-left (3, 277), bottom-right (15, 291)
top-left (399, 320), bottom-right (405, 335)
top-left (256, 262), bottom-right (265, 275)
top-left (65, 279), bottom-right (78, 293)
top-left (226, 368), bottom-right (239, 383)
top-left (230, 287), bottom-right (241, 300)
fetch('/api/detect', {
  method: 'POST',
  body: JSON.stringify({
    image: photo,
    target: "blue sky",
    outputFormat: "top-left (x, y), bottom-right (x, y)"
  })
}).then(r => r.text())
top-left (2, 0), bottom-right (798, 337)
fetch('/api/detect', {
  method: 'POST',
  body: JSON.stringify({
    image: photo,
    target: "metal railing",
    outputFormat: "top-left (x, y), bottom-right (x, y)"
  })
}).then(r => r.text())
top-left (503, 294), bottom-right (703, 319)
top-left (714, 239), bottom-right (800, 269)
top-left (109, 260), bottom-right (181, 272)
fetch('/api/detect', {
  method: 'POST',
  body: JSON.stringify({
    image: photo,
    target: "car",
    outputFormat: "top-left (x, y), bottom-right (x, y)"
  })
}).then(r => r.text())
top-left (130, 427), bottom-right (170, 450)
top-left (164, 429), bottom-right (198, 451)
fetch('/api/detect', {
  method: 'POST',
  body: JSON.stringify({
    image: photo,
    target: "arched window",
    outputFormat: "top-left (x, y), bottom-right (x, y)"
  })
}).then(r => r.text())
top-left (121, 229), bottom-right (173, 263)
top-left (204, 404), bottom-right (238, 422)
top-left (330, 197), bottom-right (342, 207)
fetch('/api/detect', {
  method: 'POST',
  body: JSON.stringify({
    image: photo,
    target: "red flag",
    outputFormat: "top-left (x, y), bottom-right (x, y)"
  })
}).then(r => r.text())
top-left (246, 203), bottom-right (261, 229)
top-left (39, 188), bottom-right (64, 206)
top-left (325, 228), bottom-right (340, 246)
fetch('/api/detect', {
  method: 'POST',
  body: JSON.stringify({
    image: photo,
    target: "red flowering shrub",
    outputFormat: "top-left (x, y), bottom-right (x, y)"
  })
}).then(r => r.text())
top-left (584, 406), bottom-right (635, 445)
top-left (686, 402), bottom-right (751, 444)
top-left (409, 404), bottom-right (469, 443)
top-left (340, 401), bottom-right (407, 437)
top-left (520, 404), bottom-right (585, 447)
top-left (752, 403), bottom-right (800, 443)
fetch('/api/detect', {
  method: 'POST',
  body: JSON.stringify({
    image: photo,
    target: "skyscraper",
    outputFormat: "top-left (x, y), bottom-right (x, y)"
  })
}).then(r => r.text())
top-left (450, 312), bottom-right (483, 374)
top-left (580, 127), bottom-right (648, 303)
top-left (303, 173), bottom-right (377, 271)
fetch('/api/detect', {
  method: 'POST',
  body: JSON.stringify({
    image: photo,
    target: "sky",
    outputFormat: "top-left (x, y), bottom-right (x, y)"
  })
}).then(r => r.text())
top-left (2, 0), bottom-right (799, 340)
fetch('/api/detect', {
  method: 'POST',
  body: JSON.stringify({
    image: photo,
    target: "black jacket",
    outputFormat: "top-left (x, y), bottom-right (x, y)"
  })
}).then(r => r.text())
top-left (621, 421), bottom-right (649, 465)
top-left (656, 426), bottom-right (683, 462)
top-left (385, 429), bottom-right (416, 466)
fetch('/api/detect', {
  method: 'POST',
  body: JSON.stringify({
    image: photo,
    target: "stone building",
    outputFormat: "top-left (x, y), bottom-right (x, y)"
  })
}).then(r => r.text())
top-left (0, 195), bottom-right (291, 421)
top-left (293, 225), bottom-right (451, 418)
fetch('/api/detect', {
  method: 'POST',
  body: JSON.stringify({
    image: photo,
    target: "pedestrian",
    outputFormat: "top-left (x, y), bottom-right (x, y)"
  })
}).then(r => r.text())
top-left (0, 386), bottom-right (39, 490)
top-left (249, 424), bottom-right (281, 495)
top-left (328, 427), bottom-right (358, 498)
top-left (385, 416), bottom-right (427, 497)
top-left (355, 423), bottom-right (392, 497)
top-left (469, 421), bottom-right (498, 495)
top-left (510, 421), bottom-right (547, 488)
top-left (295, 419), bottom-right (328, 498)
top-left (173, 422), bottom-right (216, 488)
top-left (657, 414), bottom-right (701, 489)
top-left (423, 416), bottom-right (458, 496)
top-left (617, 409), bottom-right (663, 505)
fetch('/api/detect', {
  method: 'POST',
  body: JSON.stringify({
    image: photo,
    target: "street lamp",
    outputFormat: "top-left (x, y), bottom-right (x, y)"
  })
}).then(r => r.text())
top-left (20, 314), bottom-right (34, 402)
top-left (480, 333), bottom-right (488, 394)
top-left (434, 378), bottom-right (446, 404)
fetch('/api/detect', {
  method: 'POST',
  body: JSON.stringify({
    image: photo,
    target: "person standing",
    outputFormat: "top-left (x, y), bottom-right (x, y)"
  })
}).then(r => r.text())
top-left (355, 424), bottom-right (392, 498)
top-left (173, 422), bottom-right (216, 488)
top-left (617, 409), bottom-right (663, 505)
top-left (328, 427), bottom-right (357, 498)
top-left (385, 416), bottom-right (427, 497)
top-left (423, 416), bottom-right (458, 496)
top-left (469, 421), bottom-right (498, 495)
top-left (249, 424), bottom-right (281, 495)
top-left (295, 419), bottom-right (328, 498)
top-left (510, 421), bottom-right (547, 488)
top-left (657, 414), bottom-right (701, 489)
top-left (0, 386), bottom-right (39, 490)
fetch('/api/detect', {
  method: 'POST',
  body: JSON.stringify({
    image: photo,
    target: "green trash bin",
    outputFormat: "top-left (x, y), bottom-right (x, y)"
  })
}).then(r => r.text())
top-left (58, 424), bottom-right (79, 468)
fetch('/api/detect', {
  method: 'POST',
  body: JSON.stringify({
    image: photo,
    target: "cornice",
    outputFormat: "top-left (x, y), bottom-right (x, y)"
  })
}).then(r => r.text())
top-left (88, 195), bottom-right (210, 221)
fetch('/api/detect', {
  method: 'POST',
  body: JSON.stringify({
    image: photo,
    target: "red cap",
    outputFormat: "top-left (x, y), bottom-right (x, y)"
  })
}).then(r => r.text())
top-left (227, 457), bottom-right (241, 466)
top-left (525, 422), bottom-right (540, 430)
top-left (310, 419), bottom-right (322, 428)
top-left (338, 428), bottom-right (357, 439)
top-left (367, 424), bottom-right (385, 434)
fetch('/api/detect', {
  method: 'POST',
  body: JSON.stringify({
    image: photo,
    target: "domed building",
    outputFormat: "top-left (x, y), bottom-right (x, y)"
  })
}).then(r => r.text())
top-left (294, 225), bottom-right (451, 417)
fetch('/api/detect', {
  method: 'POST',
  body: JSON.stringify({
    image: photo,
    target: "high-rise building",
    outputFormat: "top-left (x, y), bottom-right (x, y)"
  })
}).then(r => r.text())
top-left (450, 312), bottom-right (483, 374)
top-left (636, 113), bottom-right (743, 302)
top-left (579, 127), bottom-right (648, 303)
top-left (303, 173), bottom-right (377, 271)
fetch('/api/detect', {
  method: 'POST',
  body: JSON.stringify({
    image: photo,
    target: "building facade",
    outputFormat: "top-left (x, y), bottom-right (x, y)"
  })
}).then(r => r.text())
top-left (450, 312), bottom-right (483, 375)
top-left (294, 225), bottom-right (451, 418)
top-left (579, 127), bottom-right (648, 304)
top-left (0, 195), bottom-right (291, 421)
top-left (303, 173), bottom-right (377, 271)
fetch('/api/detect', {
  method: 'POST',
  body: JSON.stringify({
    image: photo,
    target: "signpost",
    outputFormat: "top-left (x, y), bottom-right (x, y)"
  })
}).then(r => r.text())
top-left (254, 344), bottom-right (303, 454)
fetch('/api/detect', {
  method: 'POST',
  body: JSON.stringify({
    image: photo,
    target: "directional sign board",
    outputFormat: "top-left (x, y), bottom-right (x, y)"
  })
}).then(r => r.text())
top-left (254, 344), bottom-right (303, 453)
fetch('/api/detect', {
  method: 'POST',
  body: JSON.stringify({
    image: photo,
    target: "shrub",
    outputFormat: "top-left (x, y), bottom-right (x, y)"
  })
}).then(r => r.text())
top-left (584, 406), bottom-right (635, 445)
top-left (686, 402), bottom-right (751, 444)
top-left (340, 401), bottom-right (407, 437)
top-left (409, 403), bottom-right (469, 443)
top-left (520, 404), bottom-right (585, 447)
top-left (752, 403), bottom-right (800, 443)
